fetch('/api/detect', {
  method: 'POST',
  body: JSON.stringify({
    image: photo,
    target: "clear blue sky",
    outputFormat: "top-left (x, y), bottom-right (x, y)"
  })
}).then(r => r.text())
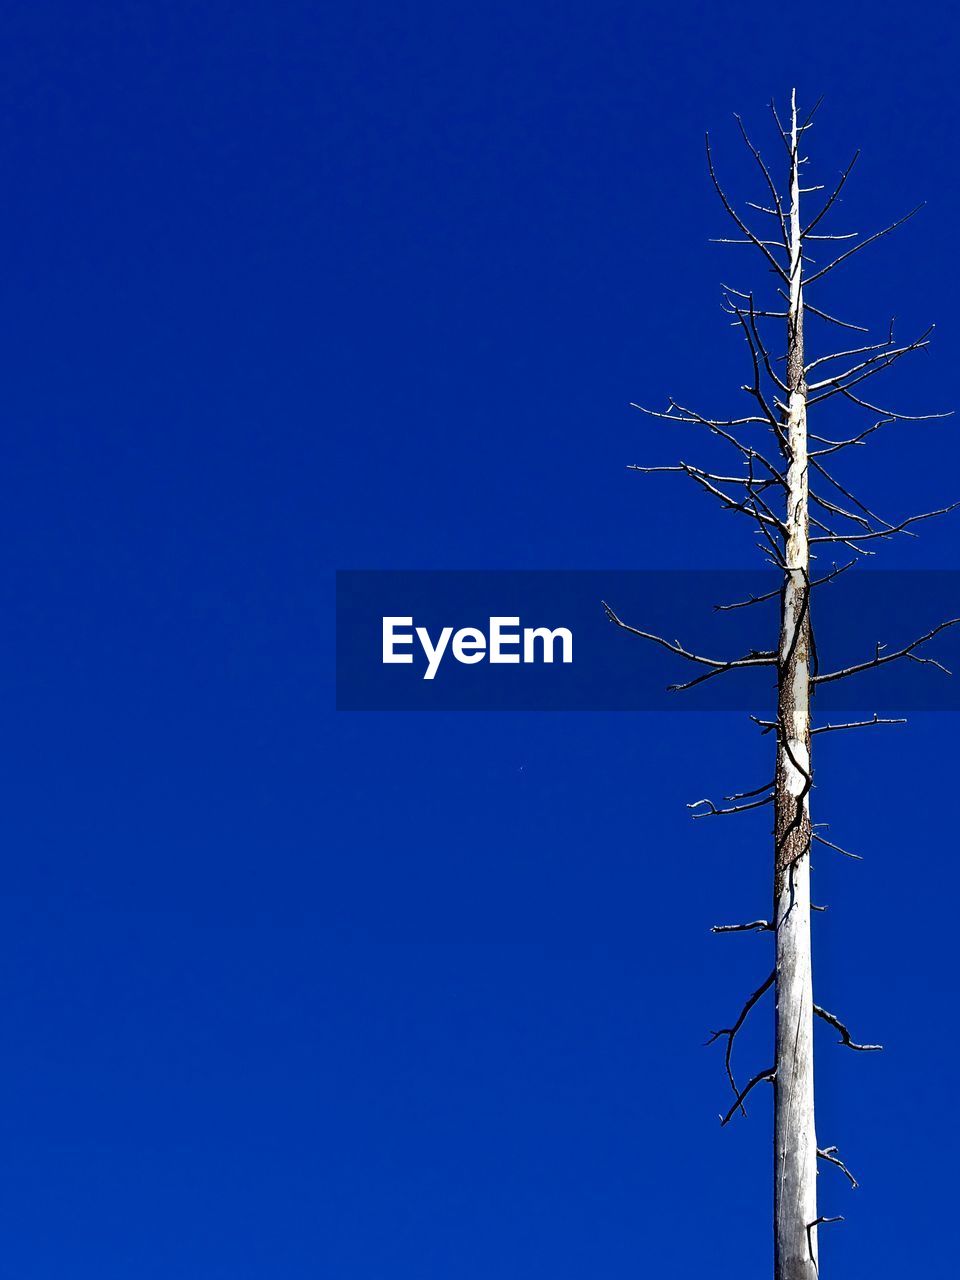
top-left (1, 2), bottom-right (957, 1275)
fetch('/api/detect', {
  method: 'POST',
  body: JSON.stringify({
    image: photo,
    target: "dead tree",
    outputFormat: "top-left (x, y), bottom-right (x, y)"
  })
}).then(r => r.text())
top-left (604, 91), bottom-right (955, 1278)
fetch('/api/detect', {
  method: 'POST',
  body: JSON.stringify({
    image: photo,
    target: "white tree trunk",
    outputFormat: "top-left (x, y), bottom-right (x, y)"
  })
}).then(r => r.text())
top-left (773, 91), bottom-right (818, 1280)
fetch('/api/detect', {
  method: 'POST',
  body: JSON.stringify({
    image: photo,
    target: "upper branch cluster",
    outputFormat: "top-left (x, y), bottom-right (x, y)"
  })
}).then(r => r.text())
top-left (611, 94), bottom-right (956, 693)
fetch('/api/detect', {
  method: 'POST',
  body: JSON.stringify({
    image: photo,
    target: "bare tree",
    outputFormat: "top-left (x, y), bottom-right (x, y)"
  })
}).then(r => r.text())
top-left (604, 91), bottom-right (955, 1278)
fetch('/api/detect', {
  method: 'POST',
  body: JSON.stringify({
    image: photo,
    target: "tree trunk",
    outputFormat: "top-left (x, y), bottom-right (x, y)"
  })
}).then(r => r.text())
top-left (773, 91), bottom-right (818, 1280)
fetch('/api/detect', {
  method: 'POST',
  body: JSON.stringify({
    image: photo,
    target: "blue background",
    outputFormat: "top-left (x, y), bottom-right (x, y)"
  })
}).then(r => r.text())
top-left (1, 2), bottom-right (957, 1276)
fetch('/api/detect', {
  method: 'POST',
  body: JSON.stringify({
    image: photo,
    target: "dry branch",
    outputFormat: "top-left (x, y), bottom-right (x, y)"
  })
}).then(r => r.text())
top-left (818, 1146), bottom-right (859, 1189)
top-left (814, 1004), bottom-right (882, 1051)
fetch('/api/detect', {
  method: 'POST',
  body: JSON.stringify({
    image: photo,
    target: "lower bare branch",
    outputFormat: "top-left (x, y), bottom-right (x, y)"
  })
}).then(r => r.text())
top-left (707, 970), bottom-right (776, 1113)
top-left (807, 1215), bottom-right (844, 1262)
top-left (720, 1066), bottom-right (775, 1127)
top-left (818, 1145), bottom-right (859, 1189)
top-left (814, 1004), bottom-right (883, 1051)
top-left (711, 919), bottom-right (773, 934)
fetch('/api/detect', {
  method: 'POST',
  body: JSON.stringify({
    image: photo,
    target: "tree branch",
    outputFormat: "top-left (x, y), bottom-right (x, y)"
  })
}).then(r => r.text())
top-left (720, 1066), bottom-right (776, 1126)
top-left (811, 715), bottom-right (907, 736)
top-left (802, 299), bottom-right (869, 333)
top-left (835, 386), bottom-right (952, 422)
top-left (601, 601), bottom-right (777, 679)
top-left (804, 325), bottom-right (900, 376)
top-left (689, 792), bottom-right (774, 818)
top-left (807, 328), bottom-right (934, 402)
top-left (705, 133), bottom-right (789, 281)
top-left (630, 400), bottom-right (769, 429)
top-left (818, 1146), bottom-right (859, 1190)
top-left (805, 205), bottom-right (924, 285)
top-left (810, 501), bottom-right (960, 545)
top-left (801, 150), bottom-right (860, 237)
top-left (814, 1004), bottom-right (882, 1051)
top-left (629, 460), bottom-right (786, 531)
top-left (813, 831), bottom-right (863, 861)
top-left (813, 618), bottom-right (960, 684)
top-left (734, 113), bottom-right (790, 249)
top-left (809, 418), bottom-right (894, 458)
top-left (707, 970), bottom-right (776, 1114)
top-left (807, 1216), bottom-right (844, 1262)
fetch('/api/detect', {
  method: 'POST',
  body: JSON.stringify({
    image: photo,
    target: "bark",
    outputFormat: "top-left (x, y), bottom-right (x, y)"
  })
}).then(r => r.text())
top-left (773, 91), bottom-right (818, 1280)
